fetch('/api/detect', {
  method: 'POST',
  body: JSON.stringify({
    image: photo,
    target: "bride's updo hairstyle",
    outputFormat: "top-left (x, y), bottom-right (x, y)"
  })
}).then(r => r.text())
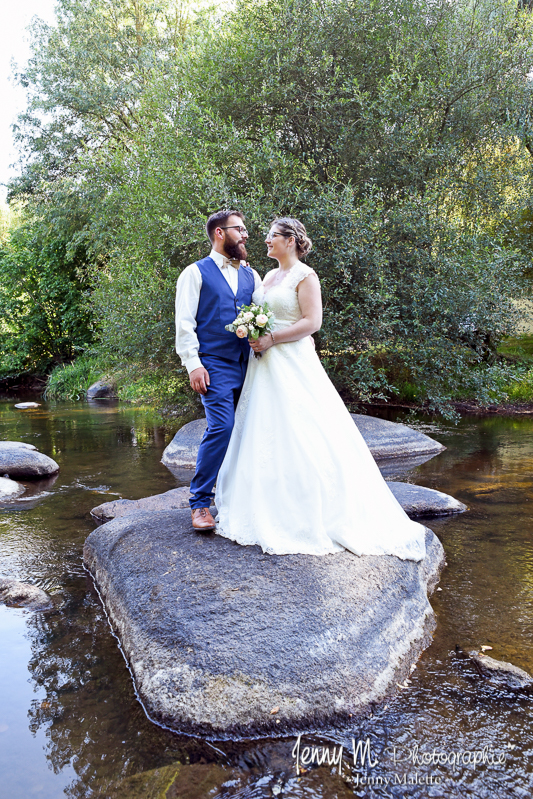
top-left (272, 217), bottom-right (313, 258)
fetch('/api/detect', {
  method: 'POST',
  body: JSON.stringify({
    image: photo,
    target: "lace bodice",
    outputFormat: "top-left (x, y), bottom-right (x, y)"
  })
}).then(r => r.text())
top-left (262, 262), bottom-right (316, 327)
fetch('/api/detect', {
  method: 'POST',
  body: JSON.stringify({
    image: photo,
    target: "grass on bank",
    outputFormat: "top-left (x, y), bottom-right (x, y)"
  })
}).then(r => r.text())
top-left (494, 334), bottom-right (533, 403)
top-left (497, 334), bottom-right (533, 364)
top-left (45, 356), bottom-right (197, 418)
top-left (44, 357), bottom-right (103, 400)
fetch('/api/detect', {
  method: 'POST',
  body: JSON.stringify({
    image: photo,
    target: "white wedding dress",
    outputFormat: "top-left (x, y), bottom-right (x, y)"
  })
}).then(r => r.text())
top-left (215, 262), bottom-right (426, 561)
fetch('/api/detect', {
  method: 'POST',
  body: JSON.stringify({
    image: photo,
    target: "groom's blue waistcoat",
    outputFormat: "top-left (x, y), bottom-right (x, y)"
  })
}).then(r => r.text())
top-left (196, 256), bottom-right (255, 361)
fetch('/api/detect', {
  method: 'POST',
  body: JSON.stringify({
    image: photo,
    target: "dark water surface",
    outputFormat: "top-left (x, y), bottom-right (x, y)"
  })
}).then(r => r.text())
top-left (1, 399), bottom-right (532, 798)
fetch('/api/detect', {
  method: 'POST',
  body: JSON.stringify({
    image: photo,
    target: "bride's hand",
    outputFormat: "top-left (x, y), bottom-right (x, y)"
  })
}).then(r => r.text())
top-left (250, 333), bottom-right (274, 354)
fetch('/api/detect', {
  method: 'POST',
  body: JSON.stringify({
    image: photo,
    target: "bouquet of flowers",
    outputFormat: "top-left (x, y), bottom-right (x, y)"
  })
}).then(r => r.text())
top-left (225, 303), bottom-right (275, 355)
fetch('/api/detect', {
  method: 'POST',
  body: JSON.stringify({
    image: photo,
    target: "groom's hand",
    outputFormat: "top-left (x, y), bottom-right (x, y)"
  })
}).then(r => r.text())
top-left (190, 366), bottom-right (210, 395)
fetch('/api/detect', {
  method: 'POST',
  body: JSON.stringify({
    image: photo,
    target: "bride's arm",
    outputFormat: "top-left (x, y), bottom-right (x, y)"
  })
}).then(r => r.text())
top-left (250, 274), bottom-right (322, 353)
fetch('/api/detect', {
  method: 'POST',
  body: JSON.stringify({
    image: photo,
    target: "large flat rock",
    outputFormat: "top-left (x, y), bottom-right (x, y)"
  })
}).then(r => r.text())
top-left (90, 487), bottom-right (197, 522)
top-left (0, 447), bottom-right (59, 479)
top-left (161, 415), bottom-right (445, 471)
top-left (84, 509), bottom-right (445, 737)
top-left (90, 483), bottom-right (464, 522)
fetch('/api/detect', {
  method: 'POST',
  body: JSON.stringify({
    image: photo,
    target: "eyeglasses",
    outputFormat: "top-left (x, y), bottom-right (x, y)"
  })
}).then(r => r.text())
top-left (220, 225), bottom-right (248, 235)
top-left (266, 231), bottom-right (293, 239)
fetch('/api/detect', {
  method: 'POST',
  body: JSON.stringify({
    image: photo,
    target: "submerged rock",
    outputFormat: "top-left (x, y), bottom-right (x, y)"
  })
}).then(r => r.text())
top-left (0, 448), bottom-right (59, 479)
top-left (90, 487), bottom-right (197, 522)
top-left (469, 651), bottom-right (533, 690)
top-left (162, 415), bottom-right (445, 472)
top-left (0, 577), bottom-right (53, 610)
top-left (101, 759), bottom-right (348, 799)
top-left (84, 509), bottom-right (445, 737)
top-left (87, 380), bottom-right (118, 399)
top-left (388, 482), bottom-right (466, 517)
top-left (102, 762), bottom-right (238, 799)
top-left (0, 476), bottom-right (25, 500)
top-left (90, 483), bottom-right (462, 522)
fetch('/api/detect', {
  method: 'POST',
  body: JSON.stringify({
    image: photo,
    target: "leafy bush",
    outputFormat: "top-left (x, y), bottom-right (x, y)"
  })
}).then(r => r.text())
top-left (0, 213), bottom-right (93, 378)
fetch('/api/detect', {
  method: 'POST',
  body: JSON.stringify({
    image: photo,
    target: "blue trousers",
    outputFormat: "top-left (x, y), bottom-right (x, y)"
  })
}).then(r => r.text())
top-left (189, 354), bottom-right (248, 509)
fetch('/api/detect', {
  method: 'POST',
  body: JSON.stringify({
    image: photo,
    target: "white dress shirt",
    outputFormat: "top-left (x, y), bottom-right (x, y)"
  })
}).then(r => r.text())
top-left (175, 248), bottom-right (263, 373)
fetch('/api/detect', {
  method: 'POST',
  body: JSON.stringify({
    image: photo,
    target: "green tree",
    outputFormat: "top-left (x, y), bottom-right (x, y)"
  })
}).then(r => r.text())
top-left (8, 0), bottom-right (533, 411)
top-left (11, 0), bottom-right (197, 197)
top-left (0, 213), bottom-right (93, 377)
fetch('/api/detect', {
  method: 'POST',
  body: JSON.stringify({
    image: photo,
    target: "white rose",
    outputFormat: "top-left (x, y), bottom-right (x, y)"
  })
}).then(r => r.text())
top-left (236, 325), bottom-right (248, 338)
top-left (256, 314), bottom-right (268, 327)
top-left (243, 311), bottom-right (254, 322)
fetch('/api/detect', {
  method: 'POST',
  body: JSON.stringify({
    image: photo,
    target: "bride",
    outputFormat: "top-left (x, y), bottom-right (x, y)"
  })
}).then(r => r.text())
top-left (215, 217), bottom-right (426, 561)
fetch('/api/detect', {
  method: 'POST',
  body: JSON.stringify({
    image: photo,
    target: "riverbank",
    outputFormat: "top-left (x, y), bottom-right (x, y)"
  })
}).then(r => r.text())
top-left (8, 358), bottom-right (199, 421)
top-left (7, 333), bottom-right (533, 421)
top-left (362, 400), bottom-right (533, 417)
top-left (9, 374), bottom-right (533, 421)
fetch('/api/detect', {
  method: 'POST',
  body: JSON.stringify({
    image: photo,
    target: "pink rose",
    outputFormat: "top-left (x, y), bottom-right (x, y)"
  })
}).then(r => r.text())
top-left (236, 325), bottom-right (248, 338)
top-left (256, 314), bottom-right (268, 327)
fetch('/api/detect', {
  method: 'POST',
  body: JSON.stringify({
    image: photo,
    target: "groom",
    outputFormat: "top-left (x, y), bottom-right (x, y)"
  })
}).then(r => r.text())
top-left (175, 209), bottom-right (262, 529)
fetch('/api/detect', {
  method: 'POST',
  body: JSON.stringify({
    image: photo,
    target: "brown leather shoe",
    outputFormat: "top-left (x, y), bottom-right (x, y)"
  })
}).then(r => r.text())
top-left (191, 507), bottom-right (216, 530)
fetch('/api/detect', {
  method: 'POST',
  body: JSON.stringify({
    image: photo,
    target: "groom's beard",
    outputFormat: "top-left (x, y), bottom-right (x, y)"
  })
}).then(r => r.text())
top-left (224, 240), bottom-right (248, 261)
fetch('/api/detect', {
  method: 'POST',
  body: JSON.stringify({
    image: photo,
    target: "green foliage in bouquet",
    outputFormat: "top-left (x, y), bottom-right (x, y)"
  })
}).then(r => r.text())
top-left (225, 303), bottom-right (274, 341)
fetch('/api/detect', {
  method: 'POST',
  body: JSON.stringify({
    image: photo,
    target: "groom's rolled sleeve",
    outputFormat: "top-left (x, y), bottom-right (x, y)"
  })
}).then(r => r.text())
top-left (175, 263), bottom-right (203, 374)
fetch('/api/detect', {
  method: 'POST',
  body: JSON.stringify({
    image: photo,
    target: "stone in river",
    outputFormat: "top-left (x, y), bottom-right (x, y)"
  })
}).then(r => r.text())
top-left (14, 402), bottom-right (41, 409)
top-left (161, 415), bottom-right (445, 472)
top-left (0, 577), bottom-right (53, 610)
top-left (388, 482), bottom-right (466, 517)
top-left (0, 448), bottom-right (59, 478)
top-left (161, 419), bottom-right (207, 471)
top-left (90, 483), bottom-right (461, 522)
top-left (84, 509), bottom-right (445, 737)
top-left (350, 414), bottom-right (445, 460)
top-left (469, 651), bottom-right (533, 690)
top-left (90, 486), bottom-right (199, 522)
top-left (0, 476), bottom-right (25, 500)
top-left (0, 441), bottom-right (37, 450)
top-left (87, 380), bottom-right (118, 399)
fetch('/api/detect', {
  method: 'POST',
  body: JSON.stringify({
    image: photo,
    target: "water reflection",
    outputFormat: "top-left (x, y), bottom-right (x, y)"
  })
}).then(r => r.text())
top-left (2, 403), bottom-right (533, 796)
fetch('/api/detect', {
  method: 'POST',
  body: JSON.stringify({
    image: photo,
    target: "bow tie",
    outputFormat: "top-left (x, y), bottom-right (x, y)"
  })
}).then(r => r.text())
top-left (222, 257), bottom-right (241, 270)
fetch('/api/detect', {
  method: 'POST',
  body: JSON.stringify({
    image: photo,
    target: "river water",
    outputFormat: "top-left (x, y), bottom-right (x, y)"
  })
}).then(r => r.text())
top-left (0, 398), bottom-right (532, 798)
